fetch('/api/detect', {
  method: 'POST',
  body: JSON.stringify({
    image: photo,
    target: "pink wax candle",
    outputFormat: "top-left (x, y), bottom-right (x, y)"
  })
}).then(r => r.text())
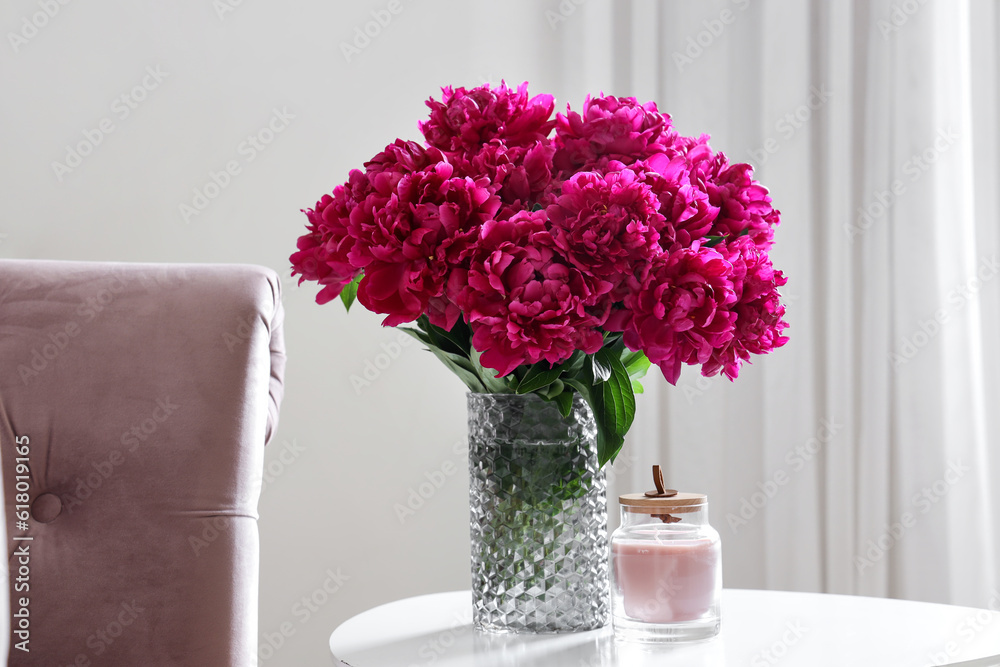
top-left (612, 535), bottom-right (721, 623)
top-left (610, 472), bottom-right (722, 643)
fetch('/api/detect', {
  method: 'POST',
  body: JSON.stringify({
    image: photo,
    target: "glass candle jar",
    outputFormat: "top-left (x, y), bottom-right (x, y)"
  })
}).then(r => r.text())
top-left (610, 490), bottom-right (721, 643)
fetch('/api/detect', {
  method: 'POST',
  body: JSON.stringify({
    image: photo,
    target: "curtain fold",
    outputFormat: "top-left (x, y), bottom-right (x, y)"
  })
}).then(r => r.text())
top-left (969, 0), bottom-right (1000, 608)
top-left (603, 0), bottom-right (999, 607)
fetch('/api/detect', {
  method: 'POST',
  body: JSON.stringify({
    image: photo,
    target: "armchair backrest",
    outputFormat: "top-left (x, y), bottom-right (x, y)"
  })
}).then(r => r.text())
top-left (0, 260), bottom-right (285, 666)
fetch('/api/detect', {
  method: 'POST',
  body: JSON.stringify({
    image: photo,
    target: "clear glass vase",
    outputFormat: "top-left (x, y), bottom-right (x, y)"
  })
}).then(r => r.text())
top-left (467, 392), bottom-right (609, 633)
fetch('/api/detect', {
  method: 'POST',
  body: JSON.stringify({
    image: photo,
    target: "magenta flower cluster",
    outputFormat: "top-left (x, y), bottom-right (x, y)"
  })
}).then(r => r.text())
top-left (292, 82), bottom-right (788, 384)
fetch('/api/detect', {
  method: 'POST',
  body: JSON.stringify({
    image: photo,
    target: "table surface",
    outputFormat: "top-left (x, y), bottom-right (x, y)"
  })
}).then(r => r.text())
top-left (329, 589), bottom-right (1000, 667)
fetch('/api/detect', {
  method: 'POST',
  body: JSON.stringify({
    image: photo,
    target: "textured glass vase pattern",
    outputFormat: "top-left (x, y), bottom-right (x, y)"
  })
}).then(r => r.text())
top-left (467, 392), bottom-right (609, 633)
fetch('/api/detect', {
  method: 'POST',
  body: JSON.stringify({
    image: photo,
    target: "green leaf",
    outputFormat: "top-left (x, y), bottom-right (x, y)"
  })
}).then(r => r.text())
top-left (562, 377), bottom-right (593, 405)
top-left (400, 320), bottom-right (484, 392)
top-left (398, 326), bottom-right (434, 347)
top-left (562, 376), bottom-right (622, 465)
top-left (340, 273), bottom-right (362, 312)
top-left (428, 348), bottom-right (487, 393)
top-left (602, 436), bottom-right (626, 465)
top-left (470, 347), bottom-right (511, 393)
top-left (516, 363), bottom-right (564, 395)
top-left (552, 390), bottom-right (575, 418)
top-left (602, 331), bottom-right (623, 346)
top-left (618, 347), bottom-right (649, 398)
top-left (542, 379), bottom-right (564, 398)
top-left (419, 315), bottom-right (470, 355)
top-left (591, 354), bottom-right (612, 383)
top-left (432, 349), bottom-right (477, 372)
top-left (562, 350), bottom-right (587, 375)
top-left (621, 350), bottom-right (651, 380)
top-left (596, 348), bottom-right (636, 437)
top-left (601, 434), bottom-right (626, 465)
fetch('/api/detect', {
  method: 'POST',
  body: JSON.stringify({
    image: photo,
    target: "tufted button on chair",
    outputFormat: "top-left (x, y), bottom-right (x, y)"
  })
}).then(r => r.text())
top-left (0, 260), bottom-right (285, 666)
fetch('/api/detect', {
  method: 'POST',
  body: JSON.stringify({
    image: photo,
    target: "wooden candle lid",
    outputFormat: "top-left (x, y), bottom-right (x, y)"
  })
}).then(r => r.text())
top-left (619, 465), bottom-right (706, 513)
top-left (618, 491), bottom-right (707, 514)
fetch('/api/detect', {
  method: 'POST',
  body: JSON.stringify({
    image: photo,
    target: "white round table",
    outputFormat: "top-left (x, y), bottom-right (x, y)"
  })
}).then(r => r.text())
top-left (329, 589), bottom-right (1000, 666)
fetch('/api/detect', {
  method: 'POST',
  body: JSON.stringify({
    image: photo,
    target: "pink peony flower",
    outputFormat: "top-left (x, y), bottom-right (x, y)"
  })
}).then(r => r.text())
top-left (667, 132), bottom-right (712, 159)
top-left (451, 138), bottom-right (555, 214)
top-left (700, 237), bottom-right (789, 379)
top-left (290, 186), bottom-right (360, 305)
top-left (420, 81), bottom-right (556, 155)
top-left (611, 246), bottom-right (738, 384)
top-left (292, 85), bottom-right (789, 393)
top-left (351, 161), bottom-right (500, 327)
top-left (545, 167), bottom-right (663, 289)
top-left (291, 140), bottom-right (447, 306)
top-left (553, 95), bottom-right (677, 173)
top-left (638, 153), bottom-right (719, 253)
top-left (449, 210), bottom-right (613, 376)
top-left (687, 146), bottom-right (781, 250)
top-left (363, 138), bottom-right (447, 193)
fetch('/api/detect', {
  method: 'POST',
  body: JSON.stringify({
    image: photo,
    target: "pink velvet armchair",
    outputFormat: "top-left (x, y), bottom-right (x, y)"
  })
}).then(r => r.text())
top-left (0, 260), bottom-right (285, 665)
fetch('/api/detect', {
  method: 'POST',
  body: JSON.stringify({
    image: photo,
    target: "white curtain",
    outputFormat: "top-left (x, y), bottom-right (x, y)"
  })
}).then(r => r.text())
top-left (556, 0), bottom-right (1000, 607)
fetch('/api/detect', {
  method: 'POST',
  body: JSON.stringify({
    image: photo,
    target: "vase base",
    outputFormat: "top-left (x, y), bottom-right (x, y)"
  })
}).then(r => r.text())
top-left (474, 617), bottom-right (609, 635)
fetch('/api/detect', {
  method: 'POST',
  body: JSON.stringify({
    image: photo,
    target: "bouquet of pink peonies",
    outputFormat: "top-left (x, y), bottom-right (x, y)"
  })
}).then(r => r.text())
top-left (291, 82), bottom-right (788, 464)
